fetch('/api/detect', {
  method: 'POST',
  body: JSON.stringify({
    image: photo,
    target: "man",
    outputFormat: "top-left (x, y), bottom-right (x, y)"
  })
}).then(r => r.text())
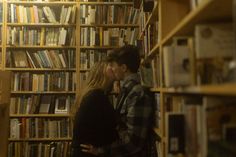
top-left (81, 45), bottom-right (155, 157)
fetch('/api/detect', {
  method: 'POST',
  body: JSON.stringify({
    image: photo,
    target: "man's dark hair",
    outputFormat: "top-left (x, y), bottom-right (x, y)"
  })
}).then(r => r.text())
top-left (106, 45), bottom-right (141, 73)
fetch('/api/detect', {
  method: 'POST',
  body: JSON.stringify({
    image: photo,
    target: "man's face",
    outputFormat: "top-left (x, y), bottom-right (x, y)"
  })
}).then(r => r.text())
top-left (108, 61), bottom-right (125, 81)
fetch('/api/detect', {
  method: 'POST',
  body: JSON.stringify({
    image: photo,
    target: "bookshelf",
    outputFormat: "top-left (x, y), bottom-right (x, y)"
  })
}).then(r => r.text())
top-left (1, 0), bottom-right (77, 156)
top-left (0, 1), bottom-right (3, 69)
top-left (140, 0), bottom-right (236, 156)
top-left (78, 0), bottom-right (140, 88)
top-left (0, 71), bottom-right (11, 157)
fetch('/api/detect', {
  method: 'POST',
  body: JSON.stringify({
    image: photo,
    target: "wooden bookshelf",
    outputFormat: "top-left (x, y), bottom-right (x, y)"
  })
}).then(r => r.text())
top-left (0, 71), bottom-right (11, 157)
top-left (140, 0), bottom-right (236, 156)
top-left (2, 0), bottom-right (77, 156)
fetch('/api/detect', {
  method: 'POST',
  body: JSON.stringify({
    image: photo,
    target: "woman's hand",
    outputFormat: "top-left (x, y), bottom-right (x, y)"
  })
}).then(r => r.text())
top-left (80, 144), bottom-right (99, 156)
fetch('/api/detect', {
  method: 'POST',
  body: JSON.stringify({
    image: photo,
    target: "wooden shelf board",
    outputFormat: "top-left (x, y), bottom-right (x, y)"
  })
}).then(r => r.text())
top-left (80, 46), bottom-right (118, 49)
top-left (79, 2), bottom-right (133, 5)
top-left (161, 0), bottom-right (232, 45)
top-left (10, 114), bottom-right (70, 118)
top-left (80, 69), bottom-right (90, 72)
top-left (7, 23), bottom-right (76, 27)
top-left (6, 46), bottom-right (76, 49)
top-left (7, 1), bottom-right (76, 5)
top-left (11, 91), bottom-right (76, 94)
top-left (8, 138), bottom-right (72, 142)
top-left (162, 84), bottom-right (236, 96)
top-left (150, 87), bottom-right (161, 92)
top-left (80, 24), bottom-right (139, 27)
top-left (5, 68), bottom-right (76, 71)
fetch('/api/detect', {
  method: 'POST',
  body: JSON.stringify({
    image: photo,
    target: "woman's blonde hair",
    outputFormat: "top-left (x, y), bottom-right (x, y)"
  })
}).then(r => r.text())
top-left (71, 61), bottom-right (112, 118)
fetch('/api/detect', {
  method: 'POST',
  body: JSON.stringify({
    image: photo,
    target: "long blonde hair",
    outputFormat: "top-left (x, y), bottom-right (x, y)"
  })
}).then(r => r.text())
top-left (71, 62), bottom-right (112, 118)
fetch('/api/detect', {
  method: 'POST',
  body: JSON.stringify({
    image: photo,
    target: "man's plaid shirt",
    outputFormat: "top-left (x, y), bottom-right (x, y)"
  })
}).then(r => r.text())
top-left (101, 73), bottom-right (154, 157)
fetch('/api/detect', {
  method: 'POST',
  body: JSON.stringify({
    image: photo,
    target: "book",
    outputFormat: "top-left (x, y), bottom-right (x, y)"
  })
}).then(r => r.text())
top-left (12, 51), bottom-right (29, 68)
top-left (54, 97), bottom-right (69, 114)
top-left (166, 113), bottom-right (185, 154)
top-left (39, 95), bottom-right (52, 114)
top-left (163, 37), bottom-right (192, 87)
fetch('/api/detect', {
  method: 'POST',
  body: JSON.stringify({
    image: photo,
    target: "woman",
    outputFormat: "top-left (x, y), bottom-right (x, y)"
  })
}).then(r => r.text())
top-left (71, 62), bottom-right (118, 157)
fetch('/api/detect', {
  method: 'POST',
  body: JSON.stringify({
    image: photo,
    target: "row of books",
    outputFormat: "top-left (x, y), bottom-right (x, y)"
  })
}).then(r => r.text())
top-left (165, 96), bottom-right (236, 157)
top-left (12, 72), bottom-right (76, 91)
top-left (8, 4), bottom-right (76, 24)
top-left (7, 27), bottom-right (75, 46)
top-left (8, 142), bottom-right (71, 157)
top-left (7, 49), bottom-right (76, 69)
top-left (80, 5), bottom-right (140, 25)
top-left (10, 118), bottom-right (70, 139)
top-left (10, 95), bottom-right (74, 114)
top-left (142, 21), bottom-right (159, 56)
top-left (80, 27), bottom-right (138, 46)
top-left (80, 50), bottom-right (107, 70)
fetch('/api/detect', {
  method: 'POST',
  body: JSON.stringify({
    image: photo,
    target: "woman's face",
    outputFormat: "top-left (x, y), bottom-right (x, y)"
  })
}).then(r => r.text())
top-left (108, 62), bottom-right (125, 81)
top-left (103, 64), bottom-right (115, 90)
top-left (105, 64), bottom-right (115, 81)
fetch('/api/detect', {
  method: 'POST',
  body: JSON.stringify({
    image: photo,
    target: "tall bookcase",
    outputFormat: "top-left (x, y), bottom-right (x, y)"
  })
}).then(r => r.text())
top-left (2, 0), bottom-right (78, 156)
top-left (139, 0), bottom-right (236, 157)
top-left (0, 71), bottom-right (11, 157)
top-left (0, 1), bottom-right (2, 69)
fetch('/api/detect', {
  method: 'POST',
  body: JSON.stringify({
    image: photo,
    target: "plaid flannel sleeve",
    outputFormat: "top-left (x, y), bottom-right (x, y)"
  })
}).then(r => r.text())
top-left (101, 86), bottom-right (153, 157)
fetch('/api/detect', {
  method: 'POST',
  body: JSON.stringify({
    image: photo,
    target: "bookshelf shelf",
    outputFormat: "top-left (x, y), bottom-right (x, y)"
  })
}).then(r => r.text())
top-left (80, 24), bottom-right (139, 28)
top-left (9, 138), bottom-right (72, 142)
top-left (11, 91), bottom-right (76, 94)
top-left (150, 87), bottom-right (161, 92)
top-left (80, 46), bottom-right (119, 49)
top-left (79, 2), bottom-right (133, 5)
top-left (7, 1), bottom-right (77, 6)
top-left (6, 46), bottom-right (76, 49)
top-left (5, 68), bottom-right (76, 71)
top-left (10, 114), bottom-right (70, 118)
top-left (80, 69), bottom-right (90, 72)
top-left (7, 23), bottom-right (76, 27)
top-left (162, 84), bottom-right (236, 96)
